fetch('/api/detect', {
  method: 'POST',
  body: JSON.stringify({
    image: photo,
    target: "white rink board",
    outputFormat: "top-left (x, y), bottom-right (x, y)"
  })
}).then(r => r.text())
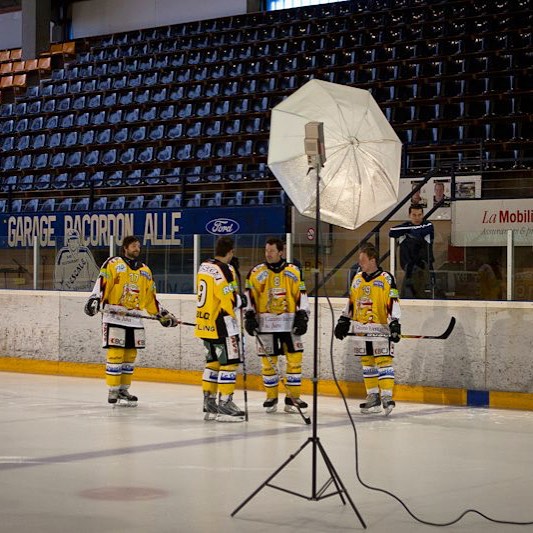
top-left (0, 291), bottom-right (532, 393)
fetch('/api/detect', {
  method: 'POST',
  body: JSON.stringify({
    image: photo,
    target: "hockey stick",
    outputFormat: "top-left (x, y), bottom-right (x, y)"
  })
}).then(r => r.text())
top-left (347, 316), bottom-right (456, 340)
top-left (101, 308), bottom-right (195, 326)
top-left (254, 331), bottom-right (312, 425)
top-left (238, 307), bottom-right (249, 422)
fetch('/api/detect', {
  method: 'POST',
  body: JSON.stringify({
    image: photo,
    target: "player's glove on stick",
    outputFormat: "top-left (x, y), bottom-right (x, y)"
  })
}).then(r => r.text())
top-left (334, 316), bottom-right (351, 340)
top-left (244, 311), bottom-right (259, 336)
top-left (292, 310), bottom-right (309, 336)
top-left (158, 309), bottom-right (178, 327)
top-left (389, 319), bottom-right (401, 343)
top-left (84, 297), bottom-right (100, 317)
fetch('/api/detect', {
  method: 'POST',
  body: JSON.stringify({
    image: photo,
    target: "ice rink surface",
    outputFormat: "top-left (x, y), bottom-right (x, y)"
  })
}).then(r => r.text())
top-left (0, 372), bottom-right (532, 533)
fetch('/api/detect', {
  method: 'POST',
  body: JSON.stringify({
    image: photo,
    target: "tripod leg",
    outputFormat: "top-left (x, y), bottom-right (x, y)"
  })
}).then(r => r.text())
top-left (231, 439), bottom-right (312, 516)
top-left (316, 439), bottom-right (367, 529)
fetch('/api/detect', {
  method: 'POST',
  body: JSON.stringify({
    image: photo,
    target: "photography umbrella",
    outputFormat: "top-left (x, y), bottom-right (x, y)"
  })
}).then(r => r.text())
top-left (268, 79), bottom-right (402, 229)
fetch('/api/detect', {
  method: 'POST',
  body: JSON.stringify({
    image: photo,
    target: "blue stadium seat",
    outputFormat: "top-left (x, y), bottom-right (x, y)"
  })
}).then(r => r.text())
top-left (130, 126), bottom-right (146, 142)
top-left (23, 198), bottom-right (39, 213)
top-left (64, 131), bottom-right (78, 147)
top-left (247, 190), bottom-right (265, 205)
top-left (207, 192), bottom-right (222, 207)
top-left (34, 153), bottom-right (49, 169)
top-left (101, 149), bottom-right (117, 165)
top-left (166, 193), bottom-right (182, 208)
top-left (71, 172), bottom-right (87, 188)
top-left (19, 174), bottom-right (34, 190)
top-left (92, 129), bottom-right (109, 144)
top-left (107, 171), bottom-right (123, 187)
top-left (186, 193), bottom-right (202, 207)
top-left (84, 150), bottom-right (100, 166)
top-left (125, 169), bottom-right (142, 185)
top-left (127, 195), bottom-right (144, 209)
top-left (74, 197), bottom-right (89, 211)
top-left (80, 130), bottom-right (95, 145)
top-left (119, 147), bottom-right (135, 164)
top-left (35, 174), bottom-right (50, 190)
top-left (46, 132), bottom-right (60, 148)
top-left (167, 123), bottom-right (183, 139)
top-left (145, 168), bottom-right (161, 185)
top-left (113, 127), bottom-right (128, 143)
top-left (227, 191), bottom-right (243, 206)
top-left (184, 166), bottom-right (202, 183)
top-left (57, 198), bottom-right (73, 211)
top-left (66, 151), bottom-right (82, 167)
top-left (40, 198), bottom-right (55, 212)
top-left (93, 197), bottom-right (108, 210)
top-left (109, 196), bottom-right (125, 210)
top-left (11, 199), bottom-right (22, 213)
top-left (146, 194), bottom-right (163, 209)
top-left (149, 124), bottom-right (164, 140)
top-left (137, 146), bottom-right (154, 163)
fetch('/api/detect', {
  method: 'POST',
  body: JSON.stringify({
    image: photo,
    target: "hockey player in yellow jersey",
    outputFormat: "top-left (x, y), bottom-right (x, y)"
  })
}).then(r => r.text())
top-left (335, 243), bottom-right (401, 416)
top-left (195, 236), bottom-right (245, 422)
top-left (245, 237), bottom-right (310, 414)
top-left (84, 235), bottom-right (178, 405)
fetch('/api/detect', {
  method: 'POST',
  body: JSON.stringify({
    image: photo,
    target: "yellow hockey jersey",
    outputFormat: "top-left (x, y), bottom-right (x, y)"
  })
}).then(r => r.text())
top-left (344, 268), bottom-right (400, 328)
top-left (91, 256), bottom-right (161, 327)
top-left (246, 262), bottom-right (309, 333)
top-left (195, 258), bottom-right (240, 340)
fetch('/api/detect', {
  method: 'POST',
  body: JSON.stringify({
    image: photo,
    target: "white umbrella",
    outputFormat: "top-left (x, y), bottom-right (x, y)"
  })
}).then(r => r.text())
top-left (268, 79), bottom-right (402, 230)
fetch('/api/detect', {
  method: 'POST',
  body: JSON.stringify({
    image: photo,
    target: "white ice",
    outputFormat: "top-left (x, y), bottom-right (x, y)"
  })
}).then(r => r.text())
top-left (0, 372), bottom-right (531, 533)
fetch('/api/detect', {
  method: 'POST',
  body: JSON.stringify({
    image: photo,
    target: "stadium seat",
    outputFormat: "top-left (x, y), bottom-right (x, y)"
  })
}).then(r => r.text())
top-left (74, 197), bottom-right (89, 211)
top-left (109, 196), bottom-right (125, 210)
top-left (166, 193), bottom-right (182, 208)
top-left (20, 198), bottom-right (38, 217)
top-left (146, 194), bottom-right (163, 209)
top-left (93, 197), bottom-right (107, 210)
top-left (40, 198), bottom-right (55, 212)
top-left (127, 195), bottom-right (144, 209)
top-left (49, 173), bottom-right (65, 189)
top-left (107, 171), bottom-right (123, 187)
top-left (57, 197), bottom-right (72, 211)
top-left (71, 172), bottom-right (87, 188)
top-left (186, 193), bottom-right (202, 207)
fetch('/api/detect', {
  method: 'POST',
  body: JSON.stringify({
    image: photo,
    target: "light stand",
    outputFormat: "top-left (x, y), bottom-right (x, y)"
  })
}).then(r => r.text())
top-left (231, 123), bottom-right (366, 529)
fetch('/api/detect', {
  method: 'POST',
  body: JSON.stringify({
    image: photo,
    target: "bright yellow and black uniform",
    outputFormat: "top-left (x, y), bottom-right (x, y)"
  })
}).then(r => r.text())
top-left (90, 255), bottom-right (162, 392)
top-left (195, 258), bottom-right (241, 399)
top-left (342, 268), bottom-right (401, 399)
top-left (246, 260), bottom-right (309, 400)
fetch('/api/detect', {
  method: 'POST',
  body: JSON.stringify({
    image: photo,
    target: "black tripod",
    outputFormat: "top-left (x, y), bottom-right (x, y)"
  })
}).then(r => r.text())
top-left (231, 157), bottom-right (366, 529)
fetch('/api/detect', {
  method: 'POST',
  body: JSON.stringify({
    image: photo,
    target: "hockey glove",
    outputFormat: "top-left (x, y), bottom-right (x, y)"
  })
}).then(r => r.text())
top-left (292, 310), bottom-right (309, 336)
top-left (158, 309), bottom-right (178, 328)
top-left (389, 319), bottom-right (401, 343)
top-left (334, 316), bottom-right (351, 340)
top-left (84, 297), bottom-right (100, 317)
top-left (244, 310), bottom-right (259, 336)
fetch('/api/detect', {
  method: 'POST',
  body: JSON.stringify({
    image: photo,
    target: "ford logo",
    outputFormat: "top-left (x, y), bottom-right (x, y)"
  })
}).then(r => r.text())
top-left (205, 218), bottom-right (240, 235)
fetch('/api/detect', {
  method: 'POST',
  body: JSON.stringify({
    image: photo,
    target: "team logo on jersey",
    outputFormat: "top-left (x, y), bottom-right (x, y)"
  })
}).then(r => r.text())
top-left (363, 286), bottom-right (371, 295)
top-left (373, 280), bottom-right (384, 288)
top-left (140, 270), bottom-right (151, 280)
top-left (115, 264), bottom-right (126, 273)
top-left (205, 218), bottom-right (240, 235)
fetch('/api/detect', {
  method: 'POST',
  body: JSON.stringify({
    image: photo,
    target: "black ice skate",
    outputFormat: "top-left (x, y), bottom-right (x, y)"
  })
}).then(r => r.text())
top-left (117, 389), bottom-right (138, 406)
top-left (108, 389), bottom-right (119, 405)
top-left (216, 395), bottom-right (245, 422)
top-left (203, 395), bottom-right (218, 421)
top-left (263, 397), bottom-right (278, 413)
top-left (359, 393), bottom-right (381, 414)
top-left (284, 397), bottom-right (308, 414)
top-left (382, 397), bottom-right (396, 416)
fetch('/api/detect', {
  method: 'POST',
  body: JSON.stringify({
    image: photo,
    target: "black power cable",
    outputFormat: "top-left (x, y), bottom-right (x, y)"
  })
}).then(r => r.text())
top-left (321, 273), bottom-right (533, 527)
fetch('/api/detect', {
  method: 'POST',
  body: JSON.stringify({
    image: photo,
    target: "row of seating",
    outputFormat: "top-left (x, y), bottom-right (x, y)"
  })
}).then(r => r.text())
top-left (0, 137), bottom-right (270, 172)
top-left (0, 163), bottom-right (271, 191)
top-left (0, 189), bottom-right (284, 213)
top-left (75, 30), bottom-right (532, 72)
top-left (88, 3), bottom-right (526, 52)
